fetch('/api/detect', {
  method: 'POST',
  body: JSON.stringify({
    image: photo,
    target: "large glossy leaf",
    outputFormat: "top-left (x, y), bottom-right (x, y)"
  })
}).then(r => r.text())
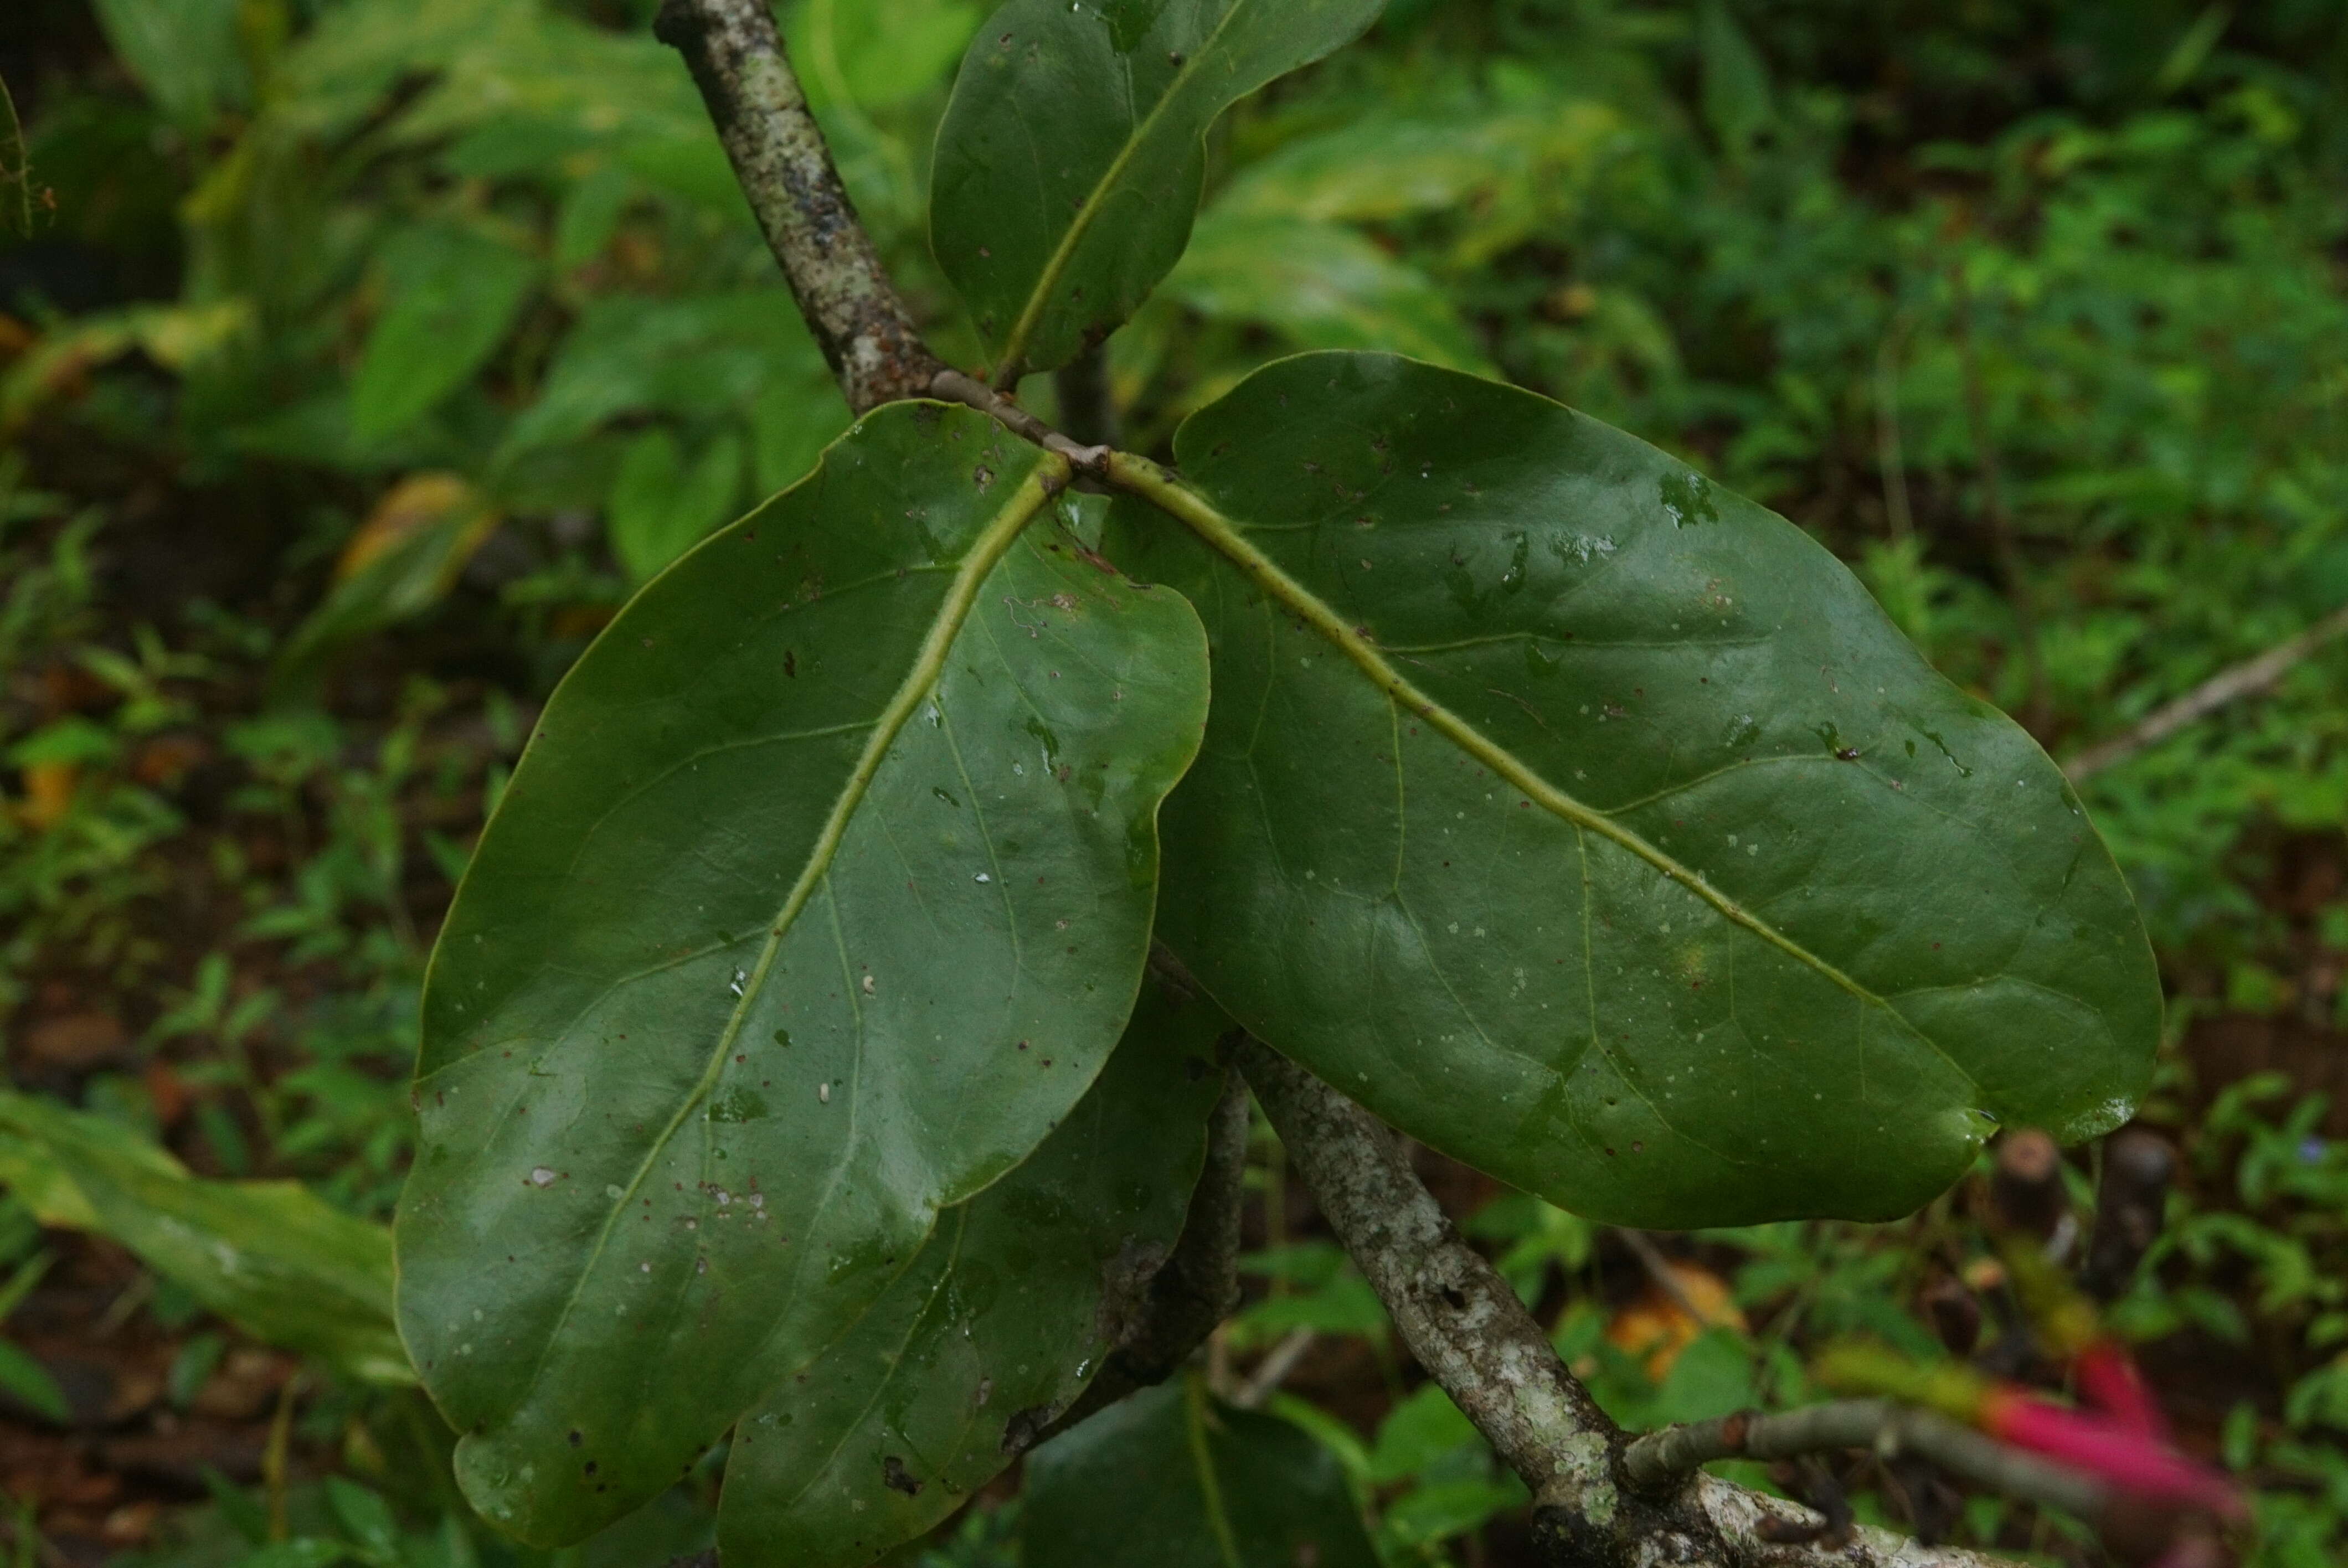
top-left (1106, 352), bottom-right (2161, 1227)
top-left (930, 0), bottom-right (1382, 383)
top-left (1021, 1376), bottom-right (1379, 1568)
top-left (0, 1092), bottom-right (411, 1386)
top-left (717, 978), bottom-right (1231, 1568)
top-left (395, 403), bottom-right (1210, 1543)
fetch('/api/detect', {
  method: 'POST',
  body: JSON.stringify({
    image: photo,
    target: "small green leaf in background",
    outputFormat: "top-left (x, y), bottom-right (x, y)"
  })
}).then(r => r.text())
top-left (607, 429), bottom-right (744, 582)
top-left (396, 403), bottom-right (1211, 1544)
top-left (1696, 0), bottom-right (1773, 154)
top-left (325, 1476), bottom-right (401, 1565)
top-left (554, 165), bottom-right (637, 269)
top-left (351, 223), bottom-right (538, 443)
top-left (1365, 1386), bottom-right (1525, 1559)
top-left (0, 1248), bottom-right (68, 1423)
top-left (0, 1338), bottom-right (70, 1423)
top-left (1112, 351), bottom-right (2161, 1228)
top-left (1168, 213), bottom-right (1492, 373)
top-left (930, 0), bottom-right (1384, 383)
top-left (0, 1091), bottom-right (411, 1386)
top-left (496, 291), bottom-right (845, 493)
top-left (90, 0), bottom-right (250, 127)
top-left (1022, 1376), bottom-right (1379, 1568)
top-left (236, 1541), bottom-right (351, 1568)
top-left (717, 978), bottom-right (1232, 1568)
top-left (788, 0), bottom-right (984, 112)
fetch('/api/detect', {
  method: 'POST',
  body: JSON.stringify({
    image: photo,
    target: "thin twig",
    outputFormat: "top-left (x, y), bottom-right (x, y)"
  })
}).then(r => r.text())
top-left (1233, 1327), bottom-right (1316, 1410)
top-left (928, 369), bottom-right (1108, 473)
top-left (653, 0), bottom-right (940, 411)
top-left (1622, 1400), bottom-right (2108, 1523)
top-left (2063, 602), bottom-right (2348, 781)
top-left (1238, 1040), bottom-right (2011, 1568)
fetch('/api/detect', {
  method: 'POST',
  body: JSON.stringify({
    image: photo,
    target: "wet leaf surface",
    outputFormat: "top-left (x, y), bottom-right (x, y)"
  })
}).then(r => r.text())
top-left (931, 0), bottom-right (1382, 381)
top-left (395, 404), bottom-right (1211, 1541)
top-left (1109, 352), bottom-right (2161, 1227)
top-left (717, 978), bottom-right (1231, 1568)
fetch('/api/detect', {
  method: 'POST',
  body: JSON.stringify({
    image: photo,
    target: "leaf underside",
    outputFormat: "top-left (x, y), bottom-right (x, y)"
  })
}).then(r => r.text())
top-left (1109, 352), bottom-right (2161, 1227)
top-left (717, 978), bottom-right (1232, 1568)
top-left (394, 403), bottom-right (1210, 1541)
top-left (930, 0), bottom-right (1383, 383)
top-left (1022, 1376), bottom-right (1380, 1568)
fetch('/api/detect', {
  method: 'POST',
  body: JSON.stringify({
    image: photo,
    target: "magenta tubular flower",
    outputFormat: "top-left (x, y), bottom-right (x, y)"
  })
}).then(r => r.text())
top-left (1981, 1389), bottom-right (2242, 1518)
top-left (2076, 1338), bottom-right (2169, 1438)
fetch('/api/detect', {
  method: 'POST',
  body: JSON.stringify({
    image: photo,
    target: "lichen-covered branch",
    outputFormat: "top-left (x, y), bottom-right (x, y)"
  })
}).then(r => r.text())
top-left (653, 0), bottom-right (940, 411)
top-left (1237, 1039), bottom-right (2012, 1568)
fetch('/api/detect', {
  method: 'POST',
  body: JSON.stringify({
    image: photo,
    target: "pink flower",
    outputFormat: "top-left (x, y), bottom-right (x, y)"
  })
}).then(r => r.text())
top-left (1981, 1390), bottom-right (2241, 1518)
top-left (2076, 1339), bottom-right (2168, 1439)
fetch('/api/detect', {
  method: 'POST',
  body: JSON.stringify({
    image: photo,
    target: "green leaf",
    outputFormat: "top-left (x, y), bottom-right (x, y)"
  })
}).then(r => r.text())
top-left (607, 429), bottom-right (746, 582)
top-left (1211, 101), bottom-right (1624, 233)
top-left (554, 166), bottom-right (636, 269)
top-left (90, 0), bottom-right (250, 127)
top-left (0, 1091), bottom-right (412, 1385)
top-left (1366, 1384), bottom-right (1481, 1486)
top-left (395, 403), bottom-right (1211, 1543)
top-left (0, 1338), bottom-right (70, 1423)
top-left (235, 1543), bottom-right (351, 1568)
top-left (931, 0), bottom-right (1383, 382)
top-left (502, 292), bottom-right (840, 459)
top-left (1021, 1376), bottom-right (1378, 1568)
top-left (351, 224), bottom-right (538, 443)
top-left (1167, 214), bottom-right (1491, 373)
top-left (326, 1477), bottom-right (401, 1564)
top-left (1107, 352), bottom-right (2161, 1227)
top-left (717, 977), bottom-right (1232, 1568)
top-left (789, 0), bottom-right (985, 111)
top-left (1696, 0), bottom-right (1773, 153)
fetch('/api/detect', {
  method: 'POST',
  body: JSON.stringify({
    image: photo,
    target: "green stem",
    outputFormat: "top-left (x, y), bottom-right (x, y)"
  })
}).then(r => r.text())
top-left (1182, 1372), bottom-right (1246, 1568)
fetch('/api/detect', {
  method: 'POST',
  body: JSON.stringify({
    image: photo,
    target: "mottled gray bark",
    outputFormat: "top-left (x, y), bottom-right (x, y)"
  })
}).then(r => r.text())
top-left (1238, 1040), bottom-right (2011, 1568)
top-left (653, 0), bottom-right (940, 411)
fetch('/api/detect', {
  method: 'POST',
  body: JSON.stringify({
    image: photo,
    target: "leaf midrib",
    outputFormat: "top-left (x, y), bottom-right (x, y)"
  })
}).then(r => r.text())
top-left (991, 0), bottom-right (1254, 382)
top-left (497, 455), bottom-right (1069, 1426)
top-left (1112, 452), bottom-right (1975, 1089)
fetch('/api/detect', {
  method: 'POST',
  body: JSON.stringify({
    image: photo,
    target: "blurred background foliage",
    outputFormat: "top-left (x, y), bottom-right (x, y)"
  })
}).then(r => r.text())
top-left (0, 0), bottom-right (2345, 1565)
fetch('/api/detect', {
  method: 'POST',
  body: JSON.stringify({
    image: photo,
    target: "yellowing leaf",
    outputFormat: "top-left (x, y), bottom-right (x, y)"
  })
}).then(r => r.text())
top-left (275, 474), bottom-right (500, 682)
top-left (1604, 1262), bottom-right (1745, 1379)
top-left (16, 760), bottom-right (79, 831)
